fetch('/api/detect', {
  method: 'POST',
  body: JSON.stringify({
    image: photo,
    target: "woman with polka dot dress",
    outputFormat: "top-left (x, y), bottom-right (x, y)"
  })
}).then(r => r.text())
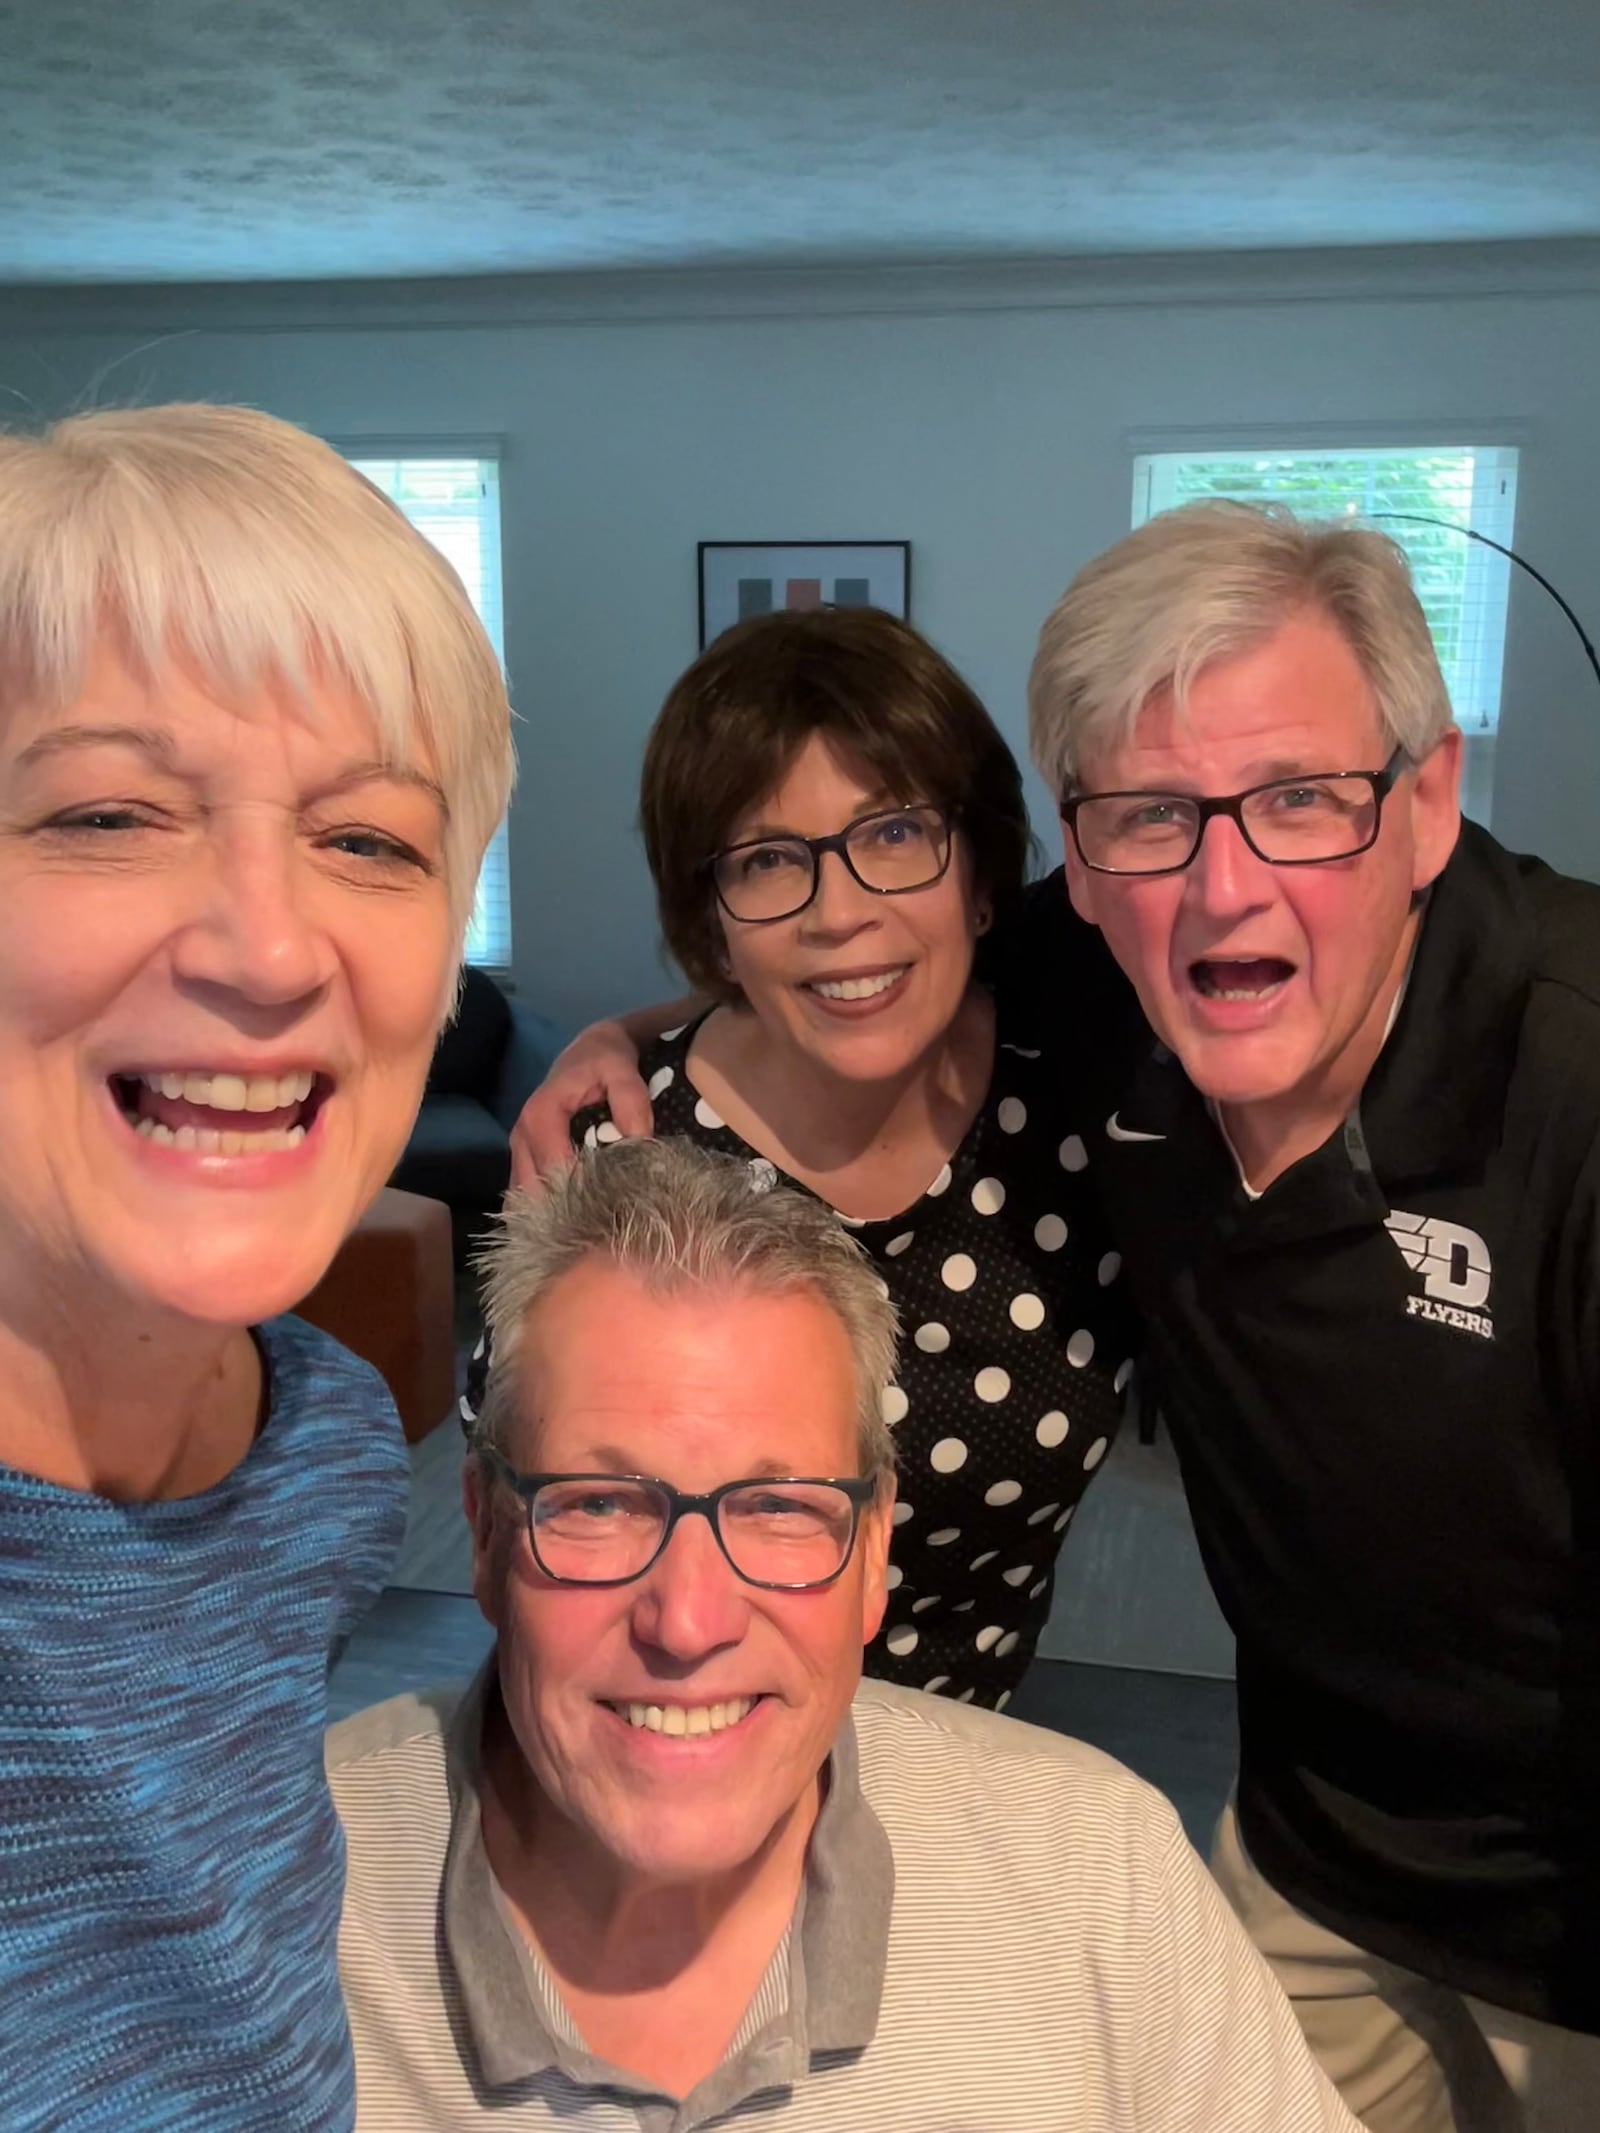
top-left (472, 607), bottom-right (1136, 1710)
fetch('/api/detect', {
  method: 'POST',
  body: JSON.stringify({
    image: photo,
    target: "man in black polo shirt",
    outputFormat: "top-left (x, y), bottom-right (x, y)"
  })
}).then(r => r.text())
top-left (510, 503), bottom-right (1599, 2132)
top-left (1017, 501), bottom-right (1600, 2132)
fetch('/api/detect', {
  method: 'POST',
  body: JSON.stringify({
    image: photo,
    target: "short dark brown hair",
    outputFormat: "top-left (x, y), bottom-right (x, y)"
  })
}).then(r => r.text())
top-left (641, 607), bottom-right (1032, 996)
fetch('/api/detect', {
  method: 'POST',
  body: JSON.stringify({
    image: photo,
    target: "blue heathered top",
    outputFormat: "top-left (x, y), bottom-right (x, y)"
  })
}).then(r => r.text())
top-left (0, 1313), bottom-right (409, 2131)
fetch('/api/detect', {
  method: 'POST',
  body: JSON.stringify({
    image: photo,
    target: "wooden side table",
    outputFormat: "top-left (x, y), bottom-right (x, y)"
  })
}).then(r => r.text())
top-left (293, 1186), bottom-right (457, 1446)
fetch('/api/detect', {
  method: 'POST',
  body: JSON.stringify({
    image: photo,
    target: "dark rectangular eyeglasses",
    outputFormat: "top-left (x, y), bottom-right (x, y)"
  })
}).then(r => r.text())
top-left (1060, 747), bottom-right (1410, 876)
top-left (477, 1446), bottom-right (878, 1590)
top-left (708, 803), bottom-right (954, 924)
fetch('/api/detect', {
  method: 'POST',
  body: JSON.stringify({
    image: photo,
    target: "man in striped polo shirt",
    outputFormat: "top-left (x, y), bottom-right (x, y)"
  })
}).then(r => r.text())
top-left (329, 1139), bottom-right (1357, 2132)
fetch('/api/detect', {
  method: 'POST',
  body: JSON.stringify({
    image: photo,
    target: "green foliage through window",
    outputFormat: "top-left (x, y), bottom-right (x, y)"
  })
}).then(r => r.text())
top-left (349, 455), bottom-right (511, 968)
top-left (1133, 447), bottom-right (1519, 827)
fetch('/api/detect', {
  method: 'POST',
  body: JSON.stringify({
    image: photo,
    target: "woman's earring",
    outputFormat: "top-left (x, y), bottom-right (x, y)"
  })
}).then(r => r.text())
top-left (974, 904), bottom-right (993, 937)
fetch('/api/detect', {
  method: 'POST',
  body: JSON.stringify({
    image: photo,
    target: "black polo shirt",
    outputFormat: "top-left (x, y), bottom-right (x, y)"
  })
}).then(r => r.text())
top-left (990, 823), bottom-right (1600, 2027)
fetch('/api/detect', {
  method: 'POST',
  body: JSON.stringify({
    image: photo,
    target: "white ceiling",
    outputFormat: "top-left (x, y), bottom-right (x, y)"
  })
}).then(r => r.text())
top-left (4, 0), bottom-right (1599, 286)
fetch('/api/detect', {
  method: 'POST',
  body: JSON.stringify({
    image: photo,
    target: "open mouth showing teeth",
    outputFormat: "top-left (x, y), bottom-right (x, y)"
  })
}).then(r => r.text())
top-left (807, 968), bottom-right (907, 1002)
top-left (611, 1695), bottom-right (762, 1736)
top-left (110, 1069), bottom-right (329, 1154)
top-left (1191, 958), bottom-right (1295, 1002)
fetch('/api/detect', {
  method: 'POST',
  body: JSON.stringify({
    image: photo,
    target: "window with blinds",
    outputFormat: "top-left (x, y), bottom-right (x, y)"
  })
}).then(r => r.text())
top-left (348, 454), bottom-right (512, 968)
top-left (1132, 446), bottom-right (1520, 827)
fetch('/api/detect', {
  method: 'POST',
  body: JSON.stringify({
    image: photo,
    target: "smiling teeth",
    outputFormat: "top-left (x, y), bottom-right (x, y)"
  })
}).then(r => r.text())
top-left (620, 1697), bottom-right (756, 1735)
top-left (135, 1120), bottom-right (307, 1153)
top-left (811, 970), bottom-right (905, 1001)
top-left (140, 1070), bottom-right (315, 1112)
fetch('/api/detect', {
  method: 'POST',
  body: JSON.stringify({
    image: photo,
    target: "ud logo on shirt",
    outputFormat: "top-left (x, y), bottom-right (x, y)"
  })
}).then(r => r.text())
top-left (1385, 1211), bottom-right (1494, 1340)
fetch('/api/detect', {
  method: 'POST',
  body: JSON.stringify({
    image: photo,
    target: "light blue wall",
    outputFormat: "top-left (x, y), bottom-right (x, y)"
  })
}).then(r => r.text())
top-left (4, 248), bottom-right (1598, 1027)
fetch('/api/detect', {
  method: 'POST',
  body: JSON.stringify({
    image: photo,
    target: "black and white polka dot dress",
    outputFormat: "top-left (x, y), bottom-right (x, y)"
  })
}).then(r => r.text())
top-left (567, 996), bottom-right (1137, 1710)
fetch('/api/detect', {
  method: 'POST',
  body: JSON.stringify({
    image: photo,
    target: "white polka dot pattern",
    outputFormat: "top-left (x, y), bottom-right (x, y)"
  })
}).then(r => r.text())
top-left (550, 1008), bottom-right (1136, 1708)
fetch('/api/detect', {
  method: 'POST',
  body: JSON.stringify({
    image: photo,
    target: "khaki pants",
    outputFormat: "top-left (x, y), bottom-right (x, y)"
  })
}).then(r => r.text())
top-left (1211, 1801), bottom-right (1600, 2133)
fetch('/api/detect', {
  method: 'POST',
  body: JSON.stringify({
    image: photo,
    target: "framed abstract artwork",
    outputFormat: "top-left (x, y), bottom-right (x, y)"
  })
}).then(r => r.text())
top-left (697, 540), bottom-right (911, 648)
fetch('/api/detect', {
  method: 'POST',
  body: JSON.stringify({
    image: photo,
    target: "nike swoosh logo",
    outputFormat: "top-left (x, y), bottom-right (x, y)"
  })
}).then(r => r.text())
top-left (1106, 1112), bottom-right (1167, 1143)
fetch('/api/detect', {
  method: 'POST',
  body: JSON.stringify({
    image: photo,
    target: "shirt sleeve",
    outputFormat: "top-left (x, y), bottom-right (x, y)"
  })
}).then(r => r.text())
top-left (1131, 1817), bottom-right (1364, 2133)
top-left (1553, 1121), bottom-right (1600, 1991)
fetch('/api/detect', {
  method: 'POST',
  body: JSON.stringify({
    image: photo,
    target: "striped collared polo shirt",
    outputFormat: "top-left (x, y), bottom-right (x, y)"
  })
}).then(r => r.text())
top-left (329, 1669), bottom-right (1359, 2133)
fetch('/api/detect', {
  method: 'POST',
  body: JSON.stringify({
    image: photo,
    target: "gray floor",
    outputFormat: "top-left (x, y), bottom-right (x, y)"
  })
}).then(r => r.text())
top-left (329, 1586), bottom-right (1236, 1848)
top-left (388, 1410), bottom-right (476, 1593)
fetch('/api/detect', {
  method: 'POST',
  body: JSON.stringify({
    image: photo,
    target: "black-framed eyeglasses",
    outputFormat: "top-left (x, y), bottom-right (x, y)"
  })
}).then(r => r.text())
top-left (1060, 746), bottom-right (1410, 877)
top-left (707, 803), bottom-right (955, 924)
top-left (477, 1446), bottom-right (879, 1590)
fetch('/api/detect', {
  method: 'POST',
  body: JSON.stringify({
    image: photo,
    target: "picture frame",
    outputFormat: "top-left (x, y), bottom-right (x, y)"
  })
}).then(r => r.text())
top-left (697, 540), bottom-right (911, 648)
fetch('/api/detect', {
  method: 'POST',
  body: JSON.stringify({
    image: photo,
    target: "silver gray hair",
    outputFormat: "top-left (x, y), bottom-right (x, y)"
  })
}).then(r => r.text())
top-left (0, 403), bottom-right (515, 941)
top-left (1028, 500), bottom-right (1455, 795)
top-left (474, 1138), bottom-right (901, 1477)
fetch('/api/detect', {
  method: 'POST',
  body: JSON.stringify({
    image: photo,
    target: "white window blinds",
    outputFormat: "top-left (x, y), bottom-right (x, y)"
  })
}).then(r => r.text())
top-left (348, 455), bottom-right (511, 967)
top-left (1132, 446), bottom-right (1520, 827)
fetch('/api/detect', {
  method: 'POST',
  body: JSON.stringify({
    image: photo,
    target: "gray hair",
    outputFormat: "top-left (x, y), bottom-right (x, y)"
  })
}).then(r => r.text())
top-left (474, 1138), bottom-right (901, 1477)
top-left (1028, 500), bottom-right (1455, 795)
top-left (0, 403), bottom-right (515, 939)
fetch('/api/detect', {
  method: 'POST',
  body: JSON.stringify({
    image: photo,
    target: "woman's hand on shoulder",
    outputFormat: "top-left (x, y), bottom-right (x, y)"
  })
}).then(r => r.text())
top-left (510, 1019), bottom-right (655, 1189)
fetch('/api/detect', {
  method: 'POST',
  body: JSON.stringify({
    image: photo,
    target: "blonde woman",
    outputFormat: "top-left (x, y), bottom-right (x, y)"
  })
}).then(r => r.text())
top-left (0, 406), bottom-right (513, 2131)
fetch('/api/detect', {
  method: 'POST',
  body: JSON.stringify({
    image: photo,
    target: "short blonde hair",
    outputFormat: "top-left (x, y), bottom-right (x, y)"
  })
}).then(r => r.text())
top-left (0, 403), bottom-right (515, 931)
top-left (475, 1138), bottom-right (901, 1478)
top-left (1028, 500), bottom-right (1455, 795)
